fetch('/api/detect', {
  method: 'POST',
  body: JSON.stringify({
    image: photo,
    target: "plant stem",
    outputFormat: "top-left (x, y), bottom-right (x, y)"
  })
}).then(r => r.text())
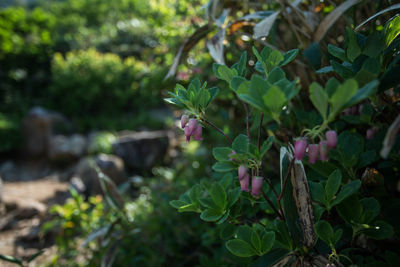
top-left (261, 188), bottom-right (283, 219)
top-left (242, 101), bottom-right (251, 142)
top-left (203, 118), bottom-right (232, 144)
top-left (278, 158), bottom-right (295, 200)
top-left (258, 112), bottom-right (264, 150)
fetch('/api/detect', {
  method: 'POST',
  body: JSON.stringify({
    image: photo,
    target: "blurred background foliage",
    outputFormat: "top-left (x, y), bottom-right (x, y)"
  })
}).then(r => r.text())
top-left (1, 0), bottom-right (399, 266)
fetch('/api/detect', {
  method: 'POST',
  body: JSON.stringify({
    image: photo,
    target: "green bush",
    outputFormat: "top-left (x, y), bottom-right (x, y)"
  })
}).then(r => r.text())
top-left (47, 49), bottom-right (162, 131)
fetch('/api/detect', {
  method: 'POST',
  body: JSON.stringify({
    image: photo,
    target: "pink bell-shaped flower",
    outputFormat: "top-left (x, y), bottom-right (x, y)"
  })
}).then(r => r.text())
top-left (308, 144), bottom-right (319, 164)
top-left (184, 126), bottom-right (192, 142)
top-left (193, 124), bottom-right (203, 141)
top-left (319, 141), bottom-right (329, 161)
top-left (325, 130), bottom-right (337, 149)
top-left (180, 115), bottom-right (189, 128)
top-left (251, 176), bottom-right (263, 198)
top-left (187, 119), bottom-right (198, 134)
top-left (238, 165), bottom-right (247, 180)
top-left (294, 138), bottom-right (307, 160)
top-left (240, 174), bottom-right (250, 192)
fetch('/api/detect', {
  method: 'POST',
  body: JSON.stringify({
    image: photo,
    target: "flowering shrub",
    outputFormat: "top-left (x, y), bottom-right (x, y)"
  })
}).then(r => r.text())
top-left (166, 19), bottom-right (400, 266)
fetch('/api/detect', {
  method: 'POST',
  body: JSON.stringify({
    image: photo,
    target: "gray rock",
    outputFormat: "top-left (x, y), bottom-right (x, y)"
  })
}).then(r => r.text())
top-left (48, 134), bottom-right (87, 162)
top-left (112, 131), bottom-right (169, 170)
top-left (22, 106), bottom-right (66, 157)
top-left (74, 154), bottom-right (127, 195)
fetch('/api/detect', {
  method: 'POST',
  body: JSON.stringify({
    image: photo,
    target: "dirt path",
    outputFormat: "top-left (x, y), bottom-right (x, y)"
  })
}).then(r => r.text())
top-left (0, 178), bottom-right (70, 266)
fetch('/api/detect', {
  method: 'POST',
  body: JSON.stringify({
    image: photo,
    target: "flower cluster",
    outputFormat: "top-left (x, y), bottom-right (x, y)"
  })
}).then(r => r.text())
top-left (238, 165), bottom-right (263, 198)
top-left (180, 115), bottom-right (202, 141)
top-left (294, 130), bottom-right (338, 164)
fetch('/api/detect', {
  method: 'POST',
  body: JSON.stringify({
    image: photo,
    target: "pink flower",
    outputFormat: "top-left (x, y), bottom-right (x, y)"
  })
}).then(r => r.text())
top-left (193, 124), bottom-right (203, 140)
top-left (294, 138), bottom-right (307, 160)
top-left (183, 119), bottom-right (202, 142)
top-left (308, 144), bottom-right (319, 164)
top-left (184, 126), bottom-right (192, 141)
top-left (319, 141), bottom-right (329, 161)
top-left (240, 174), bottom-right (250, 192)
top-left (325, 130), bottom-right (337, 149)
top-left (180, 115), bottom-right (189, 128)
top-left (251, 176), bottom-right (263, 198)
top-left (238, 165), bottom-right (247, 180)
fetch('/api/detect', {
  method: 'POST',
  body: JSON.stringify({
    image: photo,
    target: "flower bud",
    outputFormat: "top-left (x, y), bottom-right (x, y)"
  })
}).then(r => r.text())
top-left (358, 104), bottom-right (364, 115)
top-left (319, 141), bottom-right (329, 161)
top-left (238, 165), bottom-right (247, 180)
top-left (343, 108), bottom-right (352, 115)
top-left (325, 130), bottom-right (337, 149)
top-left (366, 128), bottom-right (376, 139)
top-left (294, 138), bottom-right (307, 160)
top-left (180, 115), bottom-right (189, 128)
top-left (193, 124), bottom-right (203, 141)
top-left (308, 144), bottom-right (319, 164)
top-left (251, 176), bottom-right (263, 198)
top-left (187, 119), bottom-right (198, 134)
top-left (240, 174), bottom-right (250, 192)
top-left (184, 126), bottom-right (191, 142)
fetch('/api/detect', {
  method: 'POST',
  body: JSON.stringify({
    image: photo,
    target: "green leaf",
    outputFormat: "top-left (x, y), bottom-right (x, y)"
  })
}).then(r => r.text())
top-left (267, 67), bottom-right (285, 84)
top-left (200, 208), bottom-right (224, 222)
top-left (232, 51), bottom-right (247, 76)
top-left (357, 150), bottom-right (376, 169)
top-left (362, 221), bottom-right (393, 240)
top-left (385, 15), bottom-right (400, 47)
top-left (260, 136), bottom-right (274, 158)
top-left (344, 80), bottom-right (379, 108)
top-left (199, 197), bottom-right (218, 209)
top-left (328, 44), bottom-right (347, 62)
top-left (309, 181), bottom-right (326, 204)
top-left (213, 147), bottom-right (233, 161)
top-left (363, 32), bottom-right (385, 58)
top-left (316, 66), bottom-right (333, 74)
top-left (325, 170), bottom-right (342, 203)
top-left (0, 254), bottom-right (23, 265)
top-left (263, 85), bottom-right (286, 115)
top-left (315, 220), bottom-right (334, 246)
top-left (261, 231), bottom-right (275, 253)
top-left (220, 223), bottom-right (236, 240)
top-left (227, 188), bottom-right (241, 208)
top-left (178, 203), bottom-right (200, 213)
top-left (331, 60), bottom-right (355, 79)
top-left (337, 195), bottom-right (362, 224)
top-left (170, 200), bottom-right (189, 209)
top-left (236, 225), bottom-right (253, 244)
top-left (198, 88), bottom-right (210, 109)
top-left (230, 76), bottom-right (249, 92)
top-left (226, 239), bottom-right (257, 257)
top-left (210, 182), bottom-right (227, 209)
top-left (329, 79), bottom-right (358, 119)
top-left (207, 87), bottom-right (219, 106)
top-left (333, 229), bottom-right (343, 245)
top-left (309, 82), bottom-right (329, 120)
top-left (232, 134), bottom-right (249, 154)
top-left (335, 131), bottom-right (364, 168)
top-left (251, 231), bottom-right (262, 253)
top-left (346, 27), bottom-right (361, 61)
top-left (332, 180), bottom-right (361, 206)
top-left (360, 197), bottom-right (380, 224)
top-left (304, 42), bottom-right (322, 69)
top-left (280, 49), bottom-right (298, 66)
top-left (212, 161), bottom-right (236, 172)
top-left (215, 64), bottom-right (237, 83)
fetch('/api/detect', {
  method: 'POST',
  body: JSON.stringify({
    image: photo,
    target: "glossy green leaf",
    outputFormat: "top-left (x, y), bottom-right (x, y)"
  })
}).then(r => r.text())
top-left (226, 239), bottom-right (257, 257)
top-left (261, 231), bottom-right (275, 253)
top-left (251, 231), bottom-right (262, 253)
top-left (346, 27), bottom-right (361, 61)
top-left (213, 147), bottom-right (233, 161)
top-left (263, 85), bottom-right (286, 114)
top-left (385, 15), bottom-right (400, 47)
top-left (315, 220), bottom-right (334, 245)
top-left (329, 79), bottom-right (358, 119)
top-left (280, 49), bottom-right (298, 66)
top-left (210, 182), bottom-right (227, 209)
top-left (200, 208), bottom-right (224, 222)
top-left (328, 44), bottom-right (347, 62)
top-left (260, 136), bottom-right (274, 158)
top-left (325, 170), bottom-right (342, 203)
top-left (212, 161), bottom-right (236, 172)
top-left (332, 180), bottom-right (361, 207)
top-left (232, 134), bottom-right (249, 154)
top-left (309, 82), bottom-right (329, 120)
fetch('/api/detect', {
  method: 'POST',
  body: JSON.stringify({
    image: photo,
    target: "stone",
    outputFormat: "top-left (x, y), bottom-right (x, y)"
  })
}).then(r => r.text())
top-left (22, 106), bottom-right (66, 157)
top-left (74, 154), bottom-right (127, 195)
top-left (48, 134), bottom-right (87, 162)
top-left (112, 130), bottom-right (169, 170)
